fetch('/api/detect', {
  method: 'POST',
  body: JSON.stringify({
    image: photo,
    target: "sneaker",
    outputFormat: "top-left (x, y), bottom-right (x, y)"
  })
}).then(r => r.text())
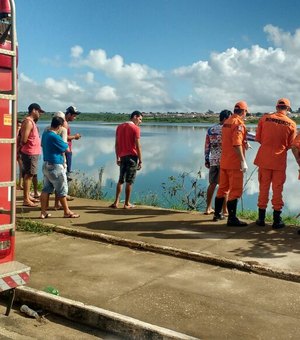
top-left (227, 218), bottom-right (248, 227)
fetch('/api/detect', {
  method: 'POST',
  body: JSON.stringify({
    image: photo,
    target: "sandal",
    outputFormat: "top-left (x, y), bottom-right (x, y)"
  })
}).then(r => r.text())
top-left (40, 213), bottom-right (52, 219)
top-left (109, 204), bottom-right (118, 209)
top-left (64, 213), bottom-right (80, 218)
top-left (23, 201), bottom-right (38, 207)
top-left (123, 204), bottom-right (136, 209)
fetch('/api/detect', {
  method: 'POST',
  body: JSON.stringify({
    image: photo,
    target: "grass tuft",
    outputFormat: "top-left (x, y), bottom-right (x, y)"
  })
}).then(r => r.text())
top-left (17, 219), bottom-right (53, 234)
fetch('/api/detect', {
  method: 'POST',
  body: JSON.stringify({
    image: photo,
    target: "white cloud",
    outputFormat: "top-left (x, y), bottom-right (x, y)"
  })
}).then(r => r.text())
top-left (84, 72), bottom-right (94, 84)
top-left (95, 86), bottom-right (118, 101)
top-left (18, 25), bottom-right (300, 113)
top-left (71, 45), bottom-right (83, 58)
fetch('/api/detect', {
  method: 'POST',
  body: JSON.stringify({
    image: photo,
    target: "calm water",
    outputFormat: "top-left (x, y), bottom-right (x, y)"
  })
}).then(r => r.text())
top-left (37, 121), bottom-right (300, 215)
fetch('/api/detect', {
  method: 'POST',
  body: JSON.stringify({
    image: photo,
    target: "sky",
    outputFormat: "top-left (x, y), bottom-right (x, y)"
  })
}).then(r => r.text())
top-left (14, 0), bottom-right (300, 113)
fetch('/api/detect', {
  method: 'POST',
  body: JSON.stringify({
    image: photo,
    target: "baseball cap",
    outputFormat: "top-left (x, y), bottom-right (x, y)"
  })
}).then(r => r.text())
top-left (66, 106), bottom-right (81, 115)
top-left (234, 101), bottom-right (248, 111)
top-left (28, 103), bottom-right (45, 113)
top-left (276, 98), bottom-right (291, 108)
top-left (53, 111), bottom-right (65, 120)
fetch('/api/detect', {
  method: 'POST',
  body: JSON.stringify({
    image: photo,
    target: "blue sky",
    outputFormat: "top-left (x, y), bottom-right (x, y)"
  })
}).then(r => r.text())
top-left (15, 0), bottom-right (300, 113)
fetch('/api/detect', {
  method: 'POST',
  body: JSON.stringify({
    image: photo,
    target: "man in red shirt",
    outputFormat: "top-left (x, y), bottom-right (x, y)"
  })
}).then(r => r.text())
top-left (254, 98), bottom-right (296, 229)
top-left (109, 111), bottom-right (143, 209)
top-left (213, 101), bottom-right (249, 226)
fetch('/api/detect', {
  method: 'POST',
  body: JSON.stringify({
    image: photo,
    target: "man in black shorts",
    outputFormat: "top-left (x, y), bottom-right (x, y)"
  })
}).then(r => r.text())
top-left (109, 111), bottom-right (143, 209)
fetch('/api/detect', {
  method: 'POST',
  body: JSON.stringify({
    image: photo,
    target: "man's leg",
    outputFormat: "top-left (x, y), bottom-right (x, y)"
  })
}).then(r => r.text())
top-left (32, 174), bottom-right (40, 198)
top-left (40, 192), bottom-right (50, 218)
top-left (23, 174), bottom-right (35, 205)
top-left (111, 182), bottom-right (123, 207)
top-left (124, 182), bottom-right (133, 208)
top-left (205, 183), bottom-right (217, 214)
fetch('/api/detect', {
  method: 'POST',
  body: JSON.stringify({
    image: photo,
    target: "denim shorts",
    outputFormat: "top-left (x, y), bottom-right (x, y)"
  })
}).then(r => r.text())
top-left (42, 162), bottom-right (68, 197)
top-left (118, 155), bottom-right (138, 184)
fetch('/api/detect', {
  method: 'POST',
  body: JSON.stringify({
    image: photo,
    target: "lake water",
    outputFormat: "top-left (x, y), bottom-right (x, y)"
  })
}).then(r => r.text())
top-left (37, 121), bottom-right (300, 215)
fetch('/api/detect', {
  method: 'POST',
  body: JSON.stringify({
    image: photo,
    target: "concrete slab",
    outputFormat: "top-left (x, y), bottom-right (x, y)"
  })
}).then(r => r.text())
top-left (17, 194), bottom-right (300, 279)
top-left (14, 231), bottom-right (300, 339)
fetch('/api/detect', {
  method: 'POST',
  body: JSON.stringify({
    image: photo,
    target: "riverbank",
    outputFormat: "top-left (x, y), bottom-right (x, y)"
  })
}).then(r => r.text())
top-left (18, 111), bottom-right (300, 125)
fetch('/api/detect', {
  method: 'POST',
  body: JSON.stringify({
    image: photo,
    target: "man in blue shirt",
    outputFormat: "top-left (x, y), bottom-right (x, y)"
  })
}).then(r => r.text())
top-left (40, 116), bottom-right (80, 219)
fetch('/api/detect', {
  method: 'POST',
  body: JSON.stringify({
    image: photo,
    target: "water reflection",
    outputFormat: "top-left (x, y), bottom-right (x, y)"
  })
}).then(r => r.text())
top-left (37, 122), bottom-right (300, 215)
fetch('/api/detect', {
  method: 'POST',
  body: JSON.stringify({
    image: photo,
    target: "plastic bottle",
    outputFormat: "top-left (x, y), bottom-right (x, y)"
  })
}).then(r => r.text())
top-left (43, 286), bottom-right (59, 296)
top-left (20, 305), bottom-right (39, 319)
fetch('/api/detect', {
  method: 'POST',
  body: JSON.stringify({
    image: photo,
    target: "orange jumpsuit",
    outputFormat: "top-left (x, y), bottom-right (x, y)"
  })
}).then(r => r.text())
top-left (254, 111), bottom-right (296, 210)
top-left (216, 114), bottom-right (247, 201)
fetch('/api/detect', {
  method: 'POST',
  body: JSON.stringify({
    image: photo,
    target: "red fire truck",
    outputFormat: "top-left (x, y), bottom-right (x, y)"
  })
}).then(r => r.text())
top-left (0, 0), bottom-right (30, 315)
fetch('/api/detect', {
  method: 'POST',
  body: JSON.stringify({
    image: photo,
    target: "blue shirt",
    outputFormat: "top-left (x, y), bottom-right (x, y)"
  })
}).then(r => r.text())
top-left (41, 130), bottom-right (68, 164)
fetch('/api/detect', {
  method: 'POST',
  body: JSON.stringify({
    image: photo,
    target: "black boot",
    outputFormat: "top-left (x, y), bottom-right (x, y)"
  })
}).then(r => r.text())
top-left (213, 197), bottom-right (225, 221)
top-left (272, 210), bottom-right (285, 229)
top-left (256, 208), bottom-right (266, 226)
top-left (227, 199), bottom-right (248, 227)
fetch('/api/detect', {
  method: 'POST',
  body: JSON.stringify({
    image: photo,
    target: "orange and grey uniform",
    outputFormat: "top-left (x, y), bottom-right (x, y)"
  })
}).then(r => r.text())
top-left (254, 111), bottom-right (296, 211)
top-left (216, 114), bottom-right (247, 201)
top-left (292, 133), bottom-right (300, 152)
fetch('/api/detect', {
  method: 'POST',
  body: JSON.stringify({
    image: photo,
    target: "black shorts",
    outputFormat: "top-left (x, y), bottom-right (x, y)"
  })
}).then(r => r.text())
top-left (118, 155), bottom-right (138, 184)
top-left (209, 165), bottom-right (220, 184)
top-left (21, 153), bottom-right (39, 176)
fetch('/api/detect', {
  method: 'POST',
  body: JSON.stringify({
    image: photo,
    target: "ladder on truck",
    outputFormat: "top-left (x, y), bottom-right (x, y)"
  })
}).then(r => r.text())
top-left (0, 0), bottom-right (30, 316)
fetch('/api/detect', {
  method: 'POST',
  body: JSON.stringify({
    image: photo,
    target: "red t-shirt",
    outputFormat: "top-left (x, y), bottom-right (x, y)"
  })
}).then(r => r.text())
top-left (116, 122), bottom-right (140, 158)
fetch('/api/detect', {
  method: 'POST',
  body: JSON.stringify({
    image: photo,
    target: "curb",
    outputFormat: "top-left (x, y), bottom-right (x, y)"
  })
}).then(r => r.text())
top-left (16, 286), bottom-right (198, 340)
top-left (20, 220), bottom-right (300, 284)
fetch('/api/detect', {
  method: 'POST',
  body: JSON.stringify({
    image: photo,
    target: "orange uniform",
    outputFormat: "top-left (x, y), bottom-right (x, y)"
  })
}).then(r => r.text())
top-left (254, 111), bottom-right (296, 210)
top-left (217, 114), bottom-right (247, 200)
top-left (292, 133), bottom-right (300, 150)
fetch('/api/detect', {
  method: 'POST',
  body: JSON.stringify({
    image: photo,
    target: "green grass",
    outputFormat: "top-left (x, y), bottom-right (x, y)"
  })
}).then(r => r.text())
top-left (17, 218), bottom-right (53, 234)
top-left (238, 210), bottom-right (300, 226)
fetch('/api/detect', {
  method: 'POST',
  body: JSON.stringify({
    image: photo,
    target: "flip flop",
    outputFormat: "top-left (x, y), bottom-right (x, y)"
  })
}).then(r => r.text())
top-left (64, 213), bottom-right (80, 218)
top-left (31, 197), bottom-right (40, 203)
top-left (204, 210), bottom-right (215, 215)
top-left (109, 204), bottom-right (118, 209)
top-left (23, 202), bottom-right (38, 207)
top-left (123, 204), bottom-right (136, 209)
top-left (40, 213), bottom-right (52, 219)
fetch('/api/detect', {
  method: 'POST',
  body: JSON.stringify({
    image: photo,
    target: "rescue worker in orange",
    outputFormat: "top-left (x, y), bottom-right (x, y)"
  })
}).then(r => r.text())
top-left (213, 101), bottom-right (249, 226)
top-left (291, 132), bottom-right (300, 226)
top-left (254, 98), bottom-right (296, 229)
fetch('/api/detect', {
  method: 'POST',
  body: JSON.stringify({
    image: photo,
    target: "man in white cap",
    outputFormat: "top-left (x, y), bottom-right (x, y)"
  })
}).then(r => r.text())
top-left (65, 106), bottom-right (81, 180)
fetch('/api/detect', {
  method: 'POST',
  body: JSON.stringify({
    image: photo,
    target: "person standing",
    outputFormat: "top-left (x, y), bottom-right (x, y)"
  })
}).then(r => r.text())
top-left (213, 101), bottom-right (249, 226)
top-left (40, 116), bottom-right (80, 219)
top-left (16, 120), bottom-right (23, 190)
top-left (19, 103), bottom-right (44, 207)
top-left (109, 111), bottom-right (143, 209)
top-left (204, 110), bottom-right (232, 216)
top-left (254, 98), bottom-right (296, 229)
top-left (65, 106), bottom-right (81, 179)
top-left (44, 111), bottom-right (68, 210)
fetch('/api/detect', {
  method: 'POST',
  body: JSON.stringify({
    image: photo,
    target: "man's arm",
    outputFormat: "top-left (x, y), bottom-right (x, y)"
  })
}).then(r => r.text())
top-left (204, 133), bottom-right (210, 168)
top-left (20, 119), bottom-right (33, 145)
top-left (115, 137), bottom-right (120, 166)
top-left (67, 133), bottom-right (81, 142)
top-left (291, 146), bottom-right (300, 166)
top-left (136, 138), bottom-right (142, 169)
top-left (234, 145), bottom-right (248, 172)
